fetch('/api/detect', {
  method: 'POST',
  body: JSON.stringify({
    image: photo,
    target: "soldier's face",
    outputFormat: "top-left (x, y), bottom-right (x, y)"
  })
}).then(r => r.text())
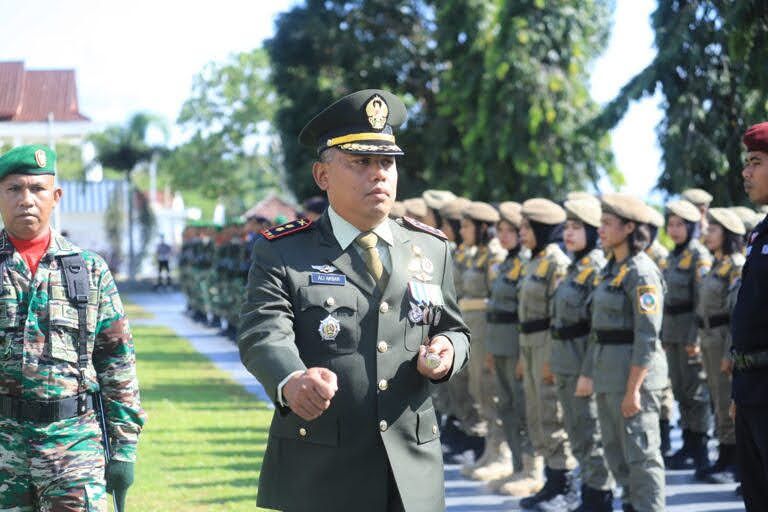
top-left (459, 217), bottom-right (476, 246)
top-left (496, 220), bottom-right (519, 250)
top-left (704, 222), bottom-right (724, 253)
top-left (563, 219), bottom-right (587, 253)
top-left (743, 151), bottom-right (768, 205)
top-left (519, 217), bottom-right (536, 250)
top-left (0, 174), bottom-right (61, 240)
top-left (599, 213), bottom-right (633, 250)
top-left (313, 150), bottom-right (397, 229)
top-left (666, 215), bottom-right (688, 244)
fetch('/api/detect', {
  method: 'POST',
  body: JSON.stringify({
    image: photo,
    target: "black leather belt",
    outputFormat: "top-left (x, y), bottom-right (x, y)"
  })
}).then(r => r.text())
top-left (595, 329), bottom-right (634, 345)
top-left (0, 393), bottom-right (94, 423)
top-left (486, 311), bottom-right (519, 324)
top-left (665, 302), bottom-right (694, 315)
top-left (732, 349), bottom-right (768, 372)
top-left (552, 321), bottom-right (591, 340)
top-left (520, 318), bottom-right (551, 334)
top-left (697, 313), bottom-right (730, 329)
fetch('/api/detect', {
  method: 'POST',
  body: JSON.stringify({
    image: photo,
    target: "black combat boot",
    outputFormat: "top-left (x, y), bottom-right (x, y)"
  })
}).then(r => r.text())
top-left (690, 430), bottom-right (711, 477)
top-left (659, 418), bottom-right (672, 456)
top-left (520, 467), bottom-right (564, 510)
top-left (574, 485), bottom-right (613, 512)
top-left (705, 444), bottom-right (738, 484)
top-left (666, 428), bottom-right (695, 469)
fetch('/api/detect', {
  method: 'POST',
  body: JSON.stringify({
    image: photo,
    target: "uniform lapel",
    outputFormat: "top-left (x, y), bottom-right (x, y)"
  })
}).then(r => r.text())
top-left (316, 212), bottom-right (376, 296)
top-left (383, 219), bottom-right (411, 298)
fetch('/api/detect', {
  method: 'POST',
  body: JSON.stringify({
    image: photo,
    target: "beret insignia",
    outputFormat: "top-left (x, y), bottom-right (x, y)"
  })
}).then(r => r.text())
top-left (34, 149), bottom-right (47, 168)
top-left (261, 218), bottom-right (313, 241)
top-left (401, 216), bottom-right (448, 240)
top-left (365, 95), bottom-right (389, 130)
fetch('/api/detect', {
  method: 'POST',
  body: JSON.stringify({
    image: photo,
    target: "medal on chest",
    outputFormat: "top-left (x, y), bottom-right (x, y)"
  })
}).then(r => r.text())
top-left (318, 314), bottom-right (341, 341)
top-left (408, 245), bottom-right (434, 282)
top-left (407, 281), bottom-right (445, 326)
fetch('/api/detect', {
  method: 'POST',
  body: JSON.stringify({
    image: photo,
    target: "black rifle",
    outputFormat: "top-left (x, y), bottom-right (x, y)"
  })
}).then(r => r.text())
top-left (95, 392), bottom-right (121, 512)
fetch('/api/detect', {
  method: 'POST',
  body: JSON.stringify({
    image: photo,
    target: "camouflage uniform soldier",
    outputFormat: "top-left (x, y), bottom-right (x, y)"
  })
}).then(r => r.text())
top-left (0, 145), bottom-right (146, 512)
top-left (663, 199), bottom-right (713, 471)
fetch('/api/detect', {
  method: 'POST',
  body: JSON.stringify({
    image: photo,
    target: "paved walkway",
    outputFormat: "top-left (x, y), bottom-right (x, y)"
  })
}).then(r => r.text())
top-left (127, 291), bottom-right (745, 511)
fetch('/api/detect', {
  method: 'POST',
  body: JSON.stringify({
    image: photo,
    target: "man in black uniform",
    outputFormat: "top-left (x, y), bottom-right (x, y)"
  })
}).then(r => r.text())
top-left (732, 121), bottom-right (768, 511)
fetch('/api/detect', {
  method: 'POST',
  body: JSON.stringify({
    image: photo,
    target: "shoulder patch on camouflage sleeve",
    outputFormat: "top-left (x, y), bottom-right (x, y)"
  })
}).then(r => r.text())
top-left (637, 284), bottom-right (659, 314)
top-left (401, 216), bottom-right (448, 240)
top-left (261, 218), bottom-right (313, 241)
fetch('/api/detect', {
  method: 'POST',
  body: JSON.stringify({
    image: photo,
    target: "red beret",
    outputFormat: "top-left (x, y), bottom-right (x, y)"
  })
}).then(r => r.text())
top-left (743, 122), bottom-right (768, 153)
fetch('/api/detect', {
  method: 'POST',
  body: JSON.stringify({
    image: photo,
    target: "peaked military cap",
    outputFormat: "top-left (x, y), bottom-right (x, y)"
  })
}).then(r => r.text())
top-left (522, 198), bottom-right (566, 225)
top-left (403, 197), bottom-right (428, 218)
top-left (708, 207), bottom-right (745, 236)
top-left (299, 89), bottom-right (407, 156)
top-left (730, 206), bottom-right (761, 232)
top-left (601, 193), bottom-right (651, 224)
top-left (681, 188), bottom-right (713, 206)
top-left (422, 189), bottom-right (457, 210)
top-left (440, 197), bottom-right (471, 220)
top-left (666, 199), bottom-right (701, 222)
top-left (564, 198), bottom-right (601, 228)
top-left (0, 144), bottom-right (56, 179)
top-left (743, 122), bottom-right (768, 153)
top-left (646, 206), bottom-right (665, 228)
top-left (463, 201), bottom-right (499, 223)
top-left (498, 201), bottom-right (522, 228)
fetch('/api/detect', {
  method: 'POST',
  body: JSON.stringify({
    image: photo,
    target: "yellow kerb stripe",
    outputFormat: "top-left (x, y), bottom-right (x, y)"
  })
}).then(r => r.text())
top-left (326, 132), bottom-right (395, 146)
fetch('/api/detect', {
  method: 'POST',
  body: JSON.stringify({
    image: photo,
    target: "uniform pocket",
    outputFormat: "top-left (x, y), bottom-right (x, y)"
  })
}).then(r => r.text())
top-left (49, 315), bottom-right (80, 363)
top-left (417, 406), bottom-right (440, 444)
top-left (270, 411), bottom-right (339, 447)
top-left (297, 286), bottom-right (360, 354)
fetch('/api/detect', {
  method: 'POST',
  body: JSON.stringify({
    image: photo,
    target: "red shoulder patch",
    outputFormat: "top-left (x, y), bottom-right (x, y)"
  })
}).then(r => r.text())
top-left (401, 216), bottom-right (448, 240)
top-left (261, 218), bottom-right (313, 241)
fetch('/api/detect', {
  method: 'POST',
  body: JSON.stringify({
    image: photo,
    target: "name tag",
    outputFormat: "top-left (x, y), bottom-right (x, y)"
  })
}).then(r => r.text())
top-left (310, 273), bottom-right (347, 285)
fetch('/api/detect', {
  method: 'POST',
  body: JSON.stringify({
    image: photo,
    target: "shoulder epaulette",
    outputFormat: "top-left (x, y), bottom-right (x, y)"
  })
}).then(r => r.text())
top-left (261, 218), bottom-right (313, 241)
top-left (401, 216), bottom-right (448, 240)
top-left (717, 260), bottom-right (732, 278)
top-left (535, 258), bottom-right (550, 278)
top-left (610, 264), bottom-right (629, 287)
top-left (575, 266), bottom-right (595, 285)
top-left (678, 250), bottom-right (693, 270)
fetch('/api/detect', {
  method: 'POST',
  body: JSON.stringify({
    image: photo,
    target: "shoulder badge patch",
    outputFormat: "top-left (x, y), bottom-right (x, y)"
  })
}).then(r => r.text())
top-left (401, 216), bottom-right (448, 240)
top-left (637, 284), bottom-right (659, 315)
top-left (261, 218), bottom-right (313, 241)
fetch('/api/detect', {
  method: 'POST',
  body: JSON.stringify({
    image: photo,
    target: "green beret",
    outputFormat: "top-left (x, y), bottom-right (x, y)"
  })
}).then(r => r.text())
top-left (0, 144), bottom-right (56, 179)
top-left (522, 198), bottom-right (566, 225)
top-left (463, 201), bottom-right (500, 224)
top-left (708, 207), bottom-right (745, 236)
top-left (601, 193), bottom-right (651, 224)
top-left (681, 188), bottom-right (713, 206)
top-left (439, 197), bottom-right (471, 221)
top-left (299, 89), bottom-right (407, 156)
top-left (666, 199), bottom-right (701, 222)
top-left (564, 198), bottom-right (601, 228)
top-left (498, 201), bottom-right (522, 228)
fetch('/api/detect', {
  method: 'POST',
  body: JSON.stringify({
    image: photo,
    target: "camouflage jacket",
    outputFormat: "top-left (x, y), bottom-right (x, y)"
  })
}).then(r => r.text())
top-left (0, 230), bottom-right (146, 461)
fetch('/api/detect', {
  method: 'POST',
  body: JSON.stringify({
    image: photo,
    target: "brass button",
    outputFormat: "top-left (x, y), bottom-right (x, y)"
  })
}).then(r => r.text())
top-left (414, 246), bottom-right (422, 256)
top-left (432, 425), bottom-right (438, 435)
top-left (377, 341), bottom-right (388, 353)
top-left (325, 297), bottom-right (335, 307)
top-left (299, 427), bottom-right (307, 437)
top-left (378, 379), bottom-right (388, 391)
top-left (379, 302), bottom-right (389, 313)
top-left (379, 420), bottom-right (388, 432)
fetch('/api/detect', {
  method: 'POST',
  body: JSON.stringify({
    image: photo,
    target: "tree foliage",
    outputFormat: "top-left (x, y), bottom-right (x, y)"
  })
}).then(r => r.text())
top-left (591, 0), bottom-right (768, 204)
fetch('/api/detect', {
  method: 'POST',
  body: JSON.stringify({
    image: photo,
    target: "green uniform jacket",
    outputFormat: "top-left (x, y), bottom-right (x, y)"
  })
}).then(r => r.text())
top-left (239, 213), bottom-right (470, 512)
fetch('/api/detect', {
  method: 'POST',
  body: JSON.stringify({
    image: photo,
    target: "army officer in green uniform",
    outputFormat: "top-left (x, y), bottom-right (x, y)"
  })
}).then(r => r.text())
top-left (238, 90), bottom-right (470, 512)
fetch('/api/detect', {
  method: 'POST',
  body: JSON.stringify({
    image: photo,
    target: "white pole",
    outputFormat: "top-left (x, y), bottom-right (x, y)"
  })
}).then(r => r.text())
top-left (48, 112), bottom-right (62, 232)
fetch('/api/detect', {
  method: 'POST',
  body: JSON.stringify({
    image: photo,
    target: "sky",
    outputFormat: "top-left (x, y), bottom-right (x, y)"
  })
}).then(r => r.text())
top-left (0, 0), bottom-right (662, 198)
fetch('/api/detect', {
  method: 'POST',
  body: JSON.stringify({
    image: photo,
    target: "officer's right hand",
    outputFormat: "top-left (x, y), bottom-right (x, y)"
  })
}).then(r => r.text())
top-left (283, 367), bottom-right (338, 421)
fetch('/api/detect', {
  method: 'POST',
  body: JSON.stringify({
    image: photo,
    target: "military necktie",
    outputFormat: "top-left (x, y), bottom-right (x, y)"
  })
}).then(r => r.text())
top-left (356, 231), bottom-right (389, 289)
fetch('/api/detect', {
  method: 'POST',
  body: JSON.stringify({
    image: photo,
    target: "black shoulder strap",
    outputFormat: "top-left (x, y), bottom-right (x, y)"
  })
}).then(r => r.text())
top-left (59, 254), bottom-right (90, 411)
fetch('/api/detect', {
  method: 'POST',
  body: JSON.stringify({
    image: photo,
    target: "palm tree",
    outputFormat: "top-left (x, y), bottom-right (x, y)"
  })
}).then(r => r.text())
top-left (90, 113), bottom-right (167, 278)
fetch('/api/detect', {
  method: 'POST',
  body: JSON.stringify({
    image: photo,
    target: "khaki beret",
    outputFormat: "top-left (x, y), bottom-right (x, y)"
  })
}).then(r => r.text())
top-left (708, 207), bottom-right (746, 236)
top-left (666, 199), bottom-right (701, 222)
top-left (422, 189), bottom-right (457, 210)
top-left (646, 206), bottom-right (665, 228)
top-left (730, 206), bottom-right (761, 232)
top-left (498, 201), bottom-right (522, 227)
top-left (681, 188), bottom-right (713, 206)
top-left (564, 199), bottom-right (601, 228)
top-left (439, 197), bottom-right (471, 220)
top-left (463, 201), bottom-right (500, 223)
top-left (390, 201), bottom-right (406, 218)
top-left (403, 197), bottom-right (428, 218)
top-left (521, 198), bottom-right (566, 225)
top-left (760, 205), bottom-right (768, 214)
top-left (601, 193), bottom-right (652, 224)
top-left (566, 191), bottom-right (600, 206)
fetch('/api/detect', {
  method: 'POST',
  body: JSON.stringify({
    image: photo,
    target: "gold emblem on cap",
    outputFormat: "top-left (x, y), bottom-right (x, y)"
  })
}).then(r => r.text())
top-left (34, 149), bottom-right (46, 168)
top-left (365, 95), bottom-right (389, 130)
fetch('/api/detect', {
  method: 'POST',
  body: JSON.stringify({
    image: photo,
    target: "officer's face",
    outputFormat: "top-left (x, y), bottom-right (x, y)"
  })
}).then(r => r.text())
top-left (743, 151), bottom-right (768, 205)
top-left (313, 150), bottom-right (397, 230)
top-left (599, 213), bottom-right (634, 251)
top-left (0, 174), bottom-right (61, 240)
top-left (704, 222), bottom-right (724, 253)
top-left (459, 217), bottom-right (476, 246)
top-left (519, 217), bottom-right (537, 250)
top-left (496, 220), bottom-right (519, 250)
top-left (666, 214), bottom-right (688, 245)
top-left (563, 219), bottom-right (587, 253)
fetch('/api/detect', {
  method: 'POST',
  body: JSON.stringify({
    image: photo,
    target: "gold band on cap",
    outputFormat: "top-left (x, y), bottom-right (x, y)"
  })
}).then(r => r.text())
top-left (326, 132), bottom-right (395, 147)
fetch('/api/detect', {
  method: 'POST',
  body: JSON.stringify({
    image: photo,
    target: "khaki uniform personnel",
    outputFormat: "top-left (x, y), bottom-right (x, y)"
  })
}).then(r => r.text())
top-left (550, 199), bottom-right (614, 511)
top-left (403, 197), bottom-right (428, 224)
top-left (484, 202), bottom-right (540, 497)
top-left (663, 199), bottom-right (713, 471)
top-left (457, 202), bottom-right (511, 481)
top-left (517, 199), bottom-right (578, 510)
top-left (592, 194), bottom-right (667, 512)
top-left (695, 208), bottom-right (745, 483)
top-left (682, 188), bottom-right (714, 242)
top-left (644, 206), bottom-right (676, 456)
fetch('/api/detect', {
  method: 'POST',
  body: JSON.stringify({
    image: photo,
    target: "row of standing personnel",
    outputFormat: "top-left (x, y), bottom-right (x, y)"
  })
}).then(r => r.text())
top-left (391, 187), bottom-right (760, 512)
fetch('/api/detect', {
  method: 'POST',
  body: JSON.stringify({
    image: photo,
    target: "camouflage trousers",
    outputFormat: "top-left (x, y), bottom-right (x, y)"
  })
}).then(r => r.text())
top-left (0, 412), bottom-right (106, 511)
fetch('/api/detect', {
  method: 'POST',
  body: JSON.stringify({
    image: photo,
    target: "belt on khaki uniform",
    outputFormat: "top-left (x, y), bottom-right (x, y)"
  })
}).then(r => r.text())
top-left (486, 311), bottom-right (519, 324)
top-left (665, 302), bottom-right (694, 315)
top-left (459, 297), bottom-right (487, 312)
top-left (0, 393), bottom-right (94, 423)
top-left (551, 321), bottom-right (591, 340)
top-left (519, 318), bottom-right (551, 334)
top-left (732, 349), bottom-right (768, 372)
top-left (595, 329), bottom-right (634, 345)
top-left (696, 313), bottom-right (730, 329)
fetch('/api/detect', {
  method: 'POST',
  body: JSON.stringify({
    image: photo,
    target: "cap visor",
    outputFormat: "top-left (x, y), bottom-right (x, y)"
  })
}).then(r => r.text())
top-left (337, 141), bottom-right (404, 156)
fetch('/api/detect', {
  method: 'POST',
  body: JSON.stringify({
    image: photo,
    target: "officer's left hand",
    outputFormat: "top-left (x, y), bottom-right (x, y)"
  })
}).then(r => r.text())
top-left (574, 375), bottom-right (593, 397)
top-left (720, 358), bottom-right (733, 376)
top-left (684, 343), bottom-right (700, 357)
top-left (621, 389), bottom-right (642, 418)
top-left (417, 336), bottom-right (454, 380)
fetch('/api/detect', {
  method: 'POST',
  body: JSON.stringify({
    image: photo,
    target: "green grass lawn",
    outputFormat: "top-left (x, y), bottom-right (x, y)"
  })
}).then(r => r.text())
top-left (123, 299), bottom-right (156, 320)
top-left (123, 323), bottom-right (274, 511)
